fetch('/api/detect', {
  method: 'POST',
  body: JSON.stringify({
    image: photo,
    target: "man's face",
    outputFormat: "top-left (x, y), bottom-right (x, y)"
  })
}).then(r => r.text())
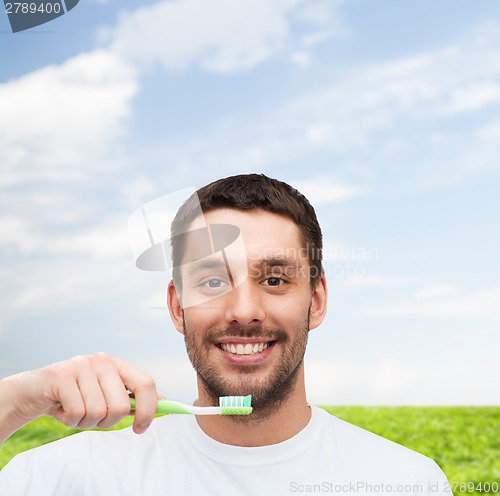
top-left (168, 208), bottom-right (326, 417)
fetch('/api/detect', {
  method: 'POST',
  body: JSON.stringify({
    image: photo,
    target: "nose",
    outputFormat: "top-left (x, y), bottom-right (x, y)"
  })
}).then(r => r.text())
top-left (224, 279), bottom-right (265, 326)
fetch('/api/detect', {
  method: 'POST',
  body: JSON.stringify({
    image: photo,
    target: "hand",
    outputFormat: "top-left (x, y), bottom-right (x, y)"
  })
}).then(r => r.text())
top-left (0, 353), bottom-right (159, 443)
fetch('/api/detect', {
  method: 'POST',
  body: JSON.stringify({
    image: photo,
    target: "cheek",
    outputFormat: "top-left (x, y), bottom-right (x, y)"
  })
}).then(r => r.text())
top-left (184, 306), bottom-right (217, 327)
top-left (268, 294), bottom-right (310, 321)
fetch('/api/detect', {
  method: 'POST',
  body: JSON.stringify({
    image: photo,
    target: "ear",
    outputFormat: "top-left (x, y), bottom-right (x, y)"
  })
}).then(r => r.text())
top-left (309, 275), bottom-right (327, 331)
top-left (167, 280), bottom-right (185, 335)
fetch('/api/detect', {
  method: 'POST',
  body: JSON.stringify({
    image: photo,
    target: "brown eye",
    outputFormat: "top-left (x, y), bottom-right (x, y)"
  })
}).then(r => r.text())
top-left (264, 277), bottom-right (283, 286)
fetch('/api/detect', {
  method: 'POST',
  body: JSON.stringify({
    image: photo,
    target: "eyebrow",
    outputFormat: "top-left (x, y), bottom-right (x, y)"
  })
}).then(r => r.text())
top-left (187, 256), bottom-right (302, 269)
top-left (186, 257), bottom-right (227, 275)
top-left (254, 258), bottom-right (303, 274)
top-left (258, 257), bottom-right (302, 267)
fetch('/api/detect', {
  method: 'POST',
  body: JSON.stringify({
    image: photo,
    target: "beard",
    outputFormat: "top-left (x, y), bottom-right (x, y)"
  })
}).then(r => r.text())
top-left (183, 311), bottom-right (310, 422)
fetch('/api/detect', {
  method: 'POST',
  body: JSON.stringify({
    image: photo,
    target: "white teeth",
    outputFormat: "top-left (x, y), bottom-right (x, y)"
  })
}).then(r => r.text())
top-left (221, 342), bottom-right (270, 355)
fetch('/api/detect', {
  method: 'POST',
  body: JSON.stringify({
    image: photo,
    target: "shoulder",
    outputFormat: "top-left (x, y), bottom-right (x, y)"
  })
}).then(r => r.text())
top-left (312, 406), bottom-right (446, 478)
top-left (0, 415), bottom-right (185, 495)
top-left (0, 431), bottom-right (88, 495)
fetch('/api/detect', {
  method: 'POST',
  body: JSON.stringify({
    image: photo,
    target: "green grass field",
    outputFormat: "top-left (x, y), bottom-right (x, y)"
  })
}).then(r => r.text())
top-left (1, 407), bottom-right (498, 495)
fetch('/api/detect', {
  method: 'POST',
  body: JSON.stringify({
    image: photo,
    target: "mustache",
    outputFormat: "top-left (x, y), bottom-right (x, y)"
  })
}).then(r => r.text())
top-left (206, 324), bottom-right (288, 343)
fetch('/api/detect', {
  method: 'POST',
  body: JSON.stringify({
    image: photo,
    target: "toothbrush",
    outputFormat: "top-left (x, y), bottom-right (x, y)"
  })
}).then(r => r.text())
top-left (129, 395), bottom-right (252, 416)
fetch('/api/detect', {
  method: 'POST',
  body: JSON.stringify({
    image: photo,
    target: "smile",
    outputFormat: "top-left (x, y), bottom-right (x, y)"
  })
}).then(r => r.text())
top-left (220, 342), bottom-right (271, 355)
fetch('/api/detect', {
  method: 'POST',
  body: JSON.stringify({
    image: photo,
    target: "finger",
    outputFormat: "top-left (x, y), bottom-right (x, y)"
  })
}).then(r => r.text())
top-left (73, 368), bottom-right (108, 429)
top-left (94, 360), bottom-right (132, 430)
top-left (114, 358), bottom-right (157, 434)
top-left (128, 392), bottom-right (166, 400)
top-left (52, 381), bottom-right (86, 428)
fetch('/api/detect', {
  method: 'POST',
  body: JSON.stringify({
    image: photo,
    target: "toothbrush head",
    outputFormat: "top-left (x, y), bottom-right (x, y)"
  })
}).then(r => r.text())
top-left (219, 395), bottom-right (253, 415)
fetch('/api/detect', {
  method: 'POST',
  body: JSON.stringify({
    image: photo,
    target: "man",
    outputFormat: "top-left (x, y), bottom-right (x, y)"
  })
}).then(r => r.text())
top-left (0, 174), bottom-right (451, 495)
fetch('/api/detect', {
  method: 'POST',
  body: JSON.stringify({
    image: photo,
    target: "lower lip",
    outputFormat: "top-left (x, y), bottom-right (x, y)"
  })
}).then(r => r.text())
top-left (217, 343), bottom-right (275, 365)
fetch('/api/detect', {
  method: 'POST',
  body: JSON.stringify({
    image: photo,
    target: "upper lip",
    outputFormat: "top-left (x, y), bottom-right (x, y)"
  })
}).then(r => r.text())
top-left (216, 337), bottom-right (274, 344)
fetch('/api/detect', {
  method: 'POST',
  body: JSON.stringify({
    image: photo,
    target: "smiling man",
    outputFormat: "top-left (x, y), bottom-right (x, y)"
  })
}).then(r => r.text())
top-left (169, 204), bottom-right (326, 446)
top-left (0, 174), bottom-right (451, 495)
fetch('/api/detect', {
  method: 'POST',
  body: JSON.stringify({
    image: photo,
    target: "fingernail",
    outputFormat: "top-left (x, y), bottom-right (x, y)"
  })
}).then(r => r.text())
top-left (134, 422), bottom-right (150, 434)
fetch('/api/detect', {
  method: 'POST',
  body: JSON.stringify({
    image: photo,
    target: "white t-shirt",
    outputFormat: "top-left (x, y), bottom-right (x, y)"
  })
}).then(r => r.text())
top-left (0, 406), bottom-right (452, 495)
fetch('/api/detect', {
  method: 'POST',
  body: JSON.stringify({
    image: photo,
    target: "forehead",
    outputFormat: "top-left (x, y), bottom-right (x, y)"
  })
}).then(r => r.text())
top-left (176, 210), bottom-right (307, 308)
top-left (187, 208), bottom-right (303, 258)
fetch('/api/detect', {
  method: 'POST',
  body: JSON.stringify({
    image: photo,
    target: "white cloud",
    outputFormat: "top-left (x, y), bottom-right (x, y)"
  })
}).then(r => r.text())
top-left (146, 25), bottom-right (500, 186)
top-left (291, 178), bottom-right (362, 205)
top-left (414, 285), bottom-right (458, 300)
top-left (339, 274), bottom-right (422, 289)
top-left (292, 37), bottom-right (500, 134)
top-left (290, 51), bottom-right (311, 70)
top-left (0, 214), bottom-right (143, 346)
top-left (103, 0), bottom-right (343, 73)
top-left (0, 47), bottom-right (141, 328)
top-left (0, 49), bottom-right (137, 186)
top-left (443, 81), bottom-right (500, 114)
top-left (292, 0), bottom-right (343, 27)
top-left (305, 358), bottom-right (499, 405)
top-left (358, 287), bottom-right (500, 318)
top-left (4, 258), bottom-right (134, 313)
top-left (0, 211), bottom-right (131, 259)
top-left (52, 223), bottom-right (132, 259)
top-left (477, 120), bottom-right (500, 142)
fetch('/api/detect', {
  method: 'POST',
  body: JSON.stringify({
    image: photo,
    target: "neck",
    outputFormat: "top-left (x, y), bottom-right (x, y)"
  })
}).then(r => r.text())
top-left (194, 368), bottom-right (311, 447)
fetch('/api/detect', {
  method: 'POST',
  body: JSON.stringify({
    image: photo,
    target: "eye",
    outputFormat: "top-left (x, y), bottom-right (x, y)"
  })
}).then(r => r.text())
top-left (262, 277), bottom-right (285, 287)
top-left (201, 278), bottom-right (229, 289)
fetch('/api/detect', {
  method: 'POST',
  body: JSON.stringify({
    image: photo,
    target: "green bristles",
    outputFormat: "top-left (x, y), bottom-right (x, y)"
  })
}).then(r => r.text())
top-left (219, 394), bottom-right (253, 415)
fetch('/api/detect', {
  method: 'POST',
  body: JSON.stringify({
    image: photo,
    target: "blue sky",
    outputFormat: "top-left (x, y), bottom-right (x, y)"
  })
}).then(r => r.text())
top-left (1, 0), bottom-right (499, 405)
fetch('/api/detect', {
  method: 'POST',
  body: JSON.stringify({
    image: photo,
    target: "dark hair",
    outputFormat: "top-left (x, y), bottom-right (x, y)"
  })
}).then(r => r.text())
top-left (171, 173), bottom-right (323, 288)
